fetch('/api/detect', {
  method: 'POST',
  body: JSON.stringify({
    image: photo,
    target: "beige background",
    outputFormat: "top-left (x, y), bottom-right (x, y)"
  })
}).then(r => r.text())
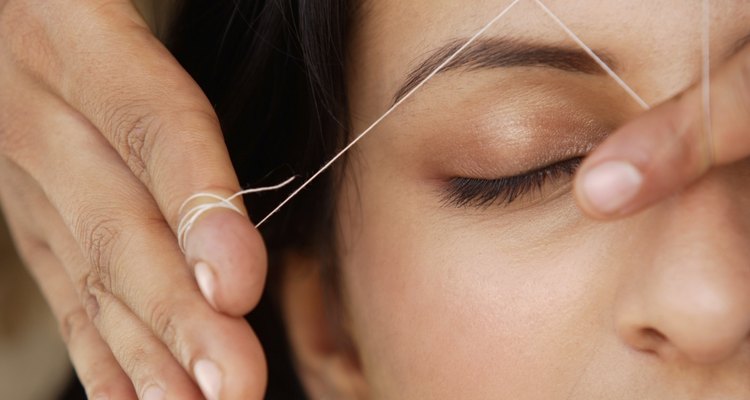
top-left (0, 215), bottom-right (71, 400)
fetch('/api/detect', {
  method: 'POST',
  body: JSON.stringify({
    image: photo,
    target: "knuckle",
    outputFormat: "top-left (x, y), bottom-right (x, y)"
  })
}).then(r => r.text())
top-left (146, 298), bottom-right (189, 362)
top-left (98, 91), bottom-right (222, 187)
top-left (59, 307), bottom-right (91, 345)
top-left (104, 103), bottom-right (161, 184)
top-left (119, 344), bottom-right (150, 376)
top-left (71, 212), bottom-right (123, 289)
top-left (147, 299), bottom-right (178, 346)
top-left (77, 270), bottom-right (106, 319)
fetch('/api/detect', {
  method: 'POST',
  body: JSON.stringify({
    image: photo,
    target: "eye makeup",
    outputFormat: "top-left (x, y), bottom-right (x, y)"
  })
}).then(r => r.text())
top-left (443, 156), bottom-right (583, 208)
top-left (372, 70), bottom-right (628, 216)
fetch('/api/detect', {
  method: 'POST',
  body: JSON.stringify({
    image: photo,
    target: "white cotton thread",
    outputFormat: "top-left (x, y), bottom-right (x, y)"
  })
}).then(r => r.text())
top-left (255, 0), bottom-right (652, 227)
top-left (177, 176), bottom-right (295, 253)
top-left (255, 0), bottom-right (524, 227)
top-left (531, 0), bottom-right (650, 110)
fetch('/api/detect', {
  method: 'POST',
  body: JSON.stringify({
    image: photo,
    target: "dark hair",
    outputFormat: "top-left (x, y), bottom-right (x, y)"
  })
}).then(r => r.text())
top-left (168, 0), bottom-right (352, 398)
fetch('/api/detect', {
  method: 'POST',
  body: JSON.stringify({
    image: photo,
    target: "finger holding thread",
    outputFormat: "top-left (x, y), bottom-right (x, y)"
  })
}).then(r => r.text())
top-left (178, 196), bottom-right (270, 316)
top-left (177, 177), bottom-right (295, 312)
top-left (1, 86), bottom-right (268, 399)
top-left (575, 43), bottom-right (750, 219)
top-left (1, 0), bottom-right (267, 316)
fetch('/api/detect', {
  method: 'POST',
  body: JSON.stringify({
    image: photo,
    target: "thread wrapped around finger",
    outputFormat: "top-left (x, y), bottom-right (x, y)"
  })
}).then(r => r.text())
top-left (176, 177), bottom-right (296, 253)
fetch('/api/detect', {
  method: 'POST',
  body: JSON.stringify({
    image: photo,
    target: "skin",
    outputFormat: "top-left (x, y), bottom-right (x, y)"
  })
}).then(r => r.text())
top-left (0, 0), bottom-right (747, 399)
top-left (281, 0), bottom-right (750, 399)
top-left (0, 1), bottom-right (267, 399)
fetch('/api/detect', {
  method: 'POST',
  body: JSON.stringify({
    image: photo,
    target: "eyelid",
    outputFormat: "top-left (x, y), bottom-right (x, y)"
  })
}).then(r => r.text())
top-left (444, 156), bottom-right (583, 208)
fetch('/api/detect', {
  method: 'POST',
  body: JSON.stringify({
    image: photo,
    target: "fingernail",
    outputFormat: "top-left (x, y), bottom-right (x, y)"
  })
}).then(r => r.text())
top-left (582, 161), bottom-right (643, 214)
top-left (195, 262), bottom-right (217, 308)
top-left (143, 385), bottom-right (165, 400)
top-left (194, 359), bottom-right (223, 400)
top-left (92, 395), bottom-right (109, 400)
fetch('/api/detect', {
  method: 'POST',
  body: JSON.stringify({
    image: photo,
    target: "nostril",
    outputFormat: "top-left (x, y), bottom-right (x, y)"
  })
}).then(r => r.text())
top-left (630, 327), bottom-right (669, 356)
top-left (640, 328), bottom-right (667, 343)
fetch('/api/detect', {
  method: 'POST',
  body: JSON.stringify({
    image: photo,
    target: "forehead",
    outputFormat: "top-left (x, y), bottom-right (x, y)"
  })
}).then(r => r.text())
top-left (347, 0), bottom-right (749, 119)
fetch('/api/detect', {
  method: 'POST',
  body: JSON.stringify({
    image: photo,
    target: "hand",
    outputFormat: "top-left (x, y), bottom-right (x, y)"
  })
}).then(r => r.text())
top-left (0, 1), bottom-right (268, 399)
top-left (575, 43), bottom-right (750, 218)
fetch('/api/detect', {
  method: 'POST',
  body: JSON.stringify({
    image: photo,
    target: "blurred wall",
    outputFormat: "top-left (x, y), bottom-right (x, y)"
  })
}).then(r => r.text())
top-left (0, 215), bottom-right (71, 400)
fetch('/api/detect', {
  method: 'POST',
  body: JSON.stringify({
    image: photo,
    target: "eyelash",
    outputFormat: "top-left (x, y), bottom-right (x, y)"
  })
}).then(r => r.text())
top-left (444, 157), bottom-right (584, 208)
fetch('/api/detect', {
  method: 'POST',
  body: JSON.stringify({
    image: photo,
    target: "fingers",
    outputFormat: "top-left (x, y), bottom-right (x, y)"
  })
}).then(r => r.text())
top-left (575, 43), bottom-right (750, 218)
top-left (0, 164), bottom-right (136, 400)
top-left (0, 160), bottom-right (204, 400)
top-left (44, 210), bottom-right (207, 400)
top-left (0, 85), bottom-right (268, 397)
top-left (67, 255), bottom-right (207, 400)
top-left (0, 0), bottom-right (266, 316)
top-left (24, 248), bottom-right (139, 400)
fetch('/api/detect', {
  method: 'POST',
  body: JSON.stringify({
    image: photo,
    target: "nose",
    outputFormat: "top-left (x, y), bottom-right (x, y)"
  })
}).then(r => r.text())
top-left (614, 167), bottom-right (750, 364)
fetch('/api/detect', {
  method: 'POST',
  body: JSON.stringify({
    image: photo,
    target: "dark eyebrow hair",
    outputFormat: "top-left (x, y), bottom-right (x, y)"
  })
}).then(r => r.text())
top-left (393, 37), bottom-right (616, 104)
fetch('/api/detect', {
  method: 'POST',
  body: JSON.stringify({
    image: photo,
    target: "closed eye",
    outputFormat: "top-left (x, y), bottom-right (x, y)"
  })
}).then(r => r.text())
top-left (444, 157), bottom-right (583, 208)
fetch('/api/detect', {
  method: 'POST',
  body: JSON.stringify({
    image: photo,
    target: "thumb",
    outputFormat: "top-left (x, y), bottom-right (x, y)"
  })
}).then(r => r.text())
top-left (574, 43), bottom-right (750, 219)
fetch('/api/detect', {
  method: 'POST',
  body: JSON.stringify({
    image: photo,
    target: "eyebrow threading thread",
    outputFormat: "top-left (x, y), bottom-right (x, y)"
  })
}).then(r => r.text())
top-left (178, 0), bottom-right (653, 238)
top-left (177, 176), bottom-right (295, 252)
top-left (256, 0), bottom-right (651, 227)
top-left (254, 0), bottom-right (524, 227)
top-left (176, 0), bottom-right (522, 240)
top-left (532, 0), bottom-right (650, 110)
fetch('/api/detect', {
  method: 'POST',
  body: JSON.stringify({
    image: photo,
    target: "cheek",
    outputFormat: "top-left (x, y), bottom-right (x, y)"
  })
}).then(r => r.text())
top-left (337, 172), bottom-right (629, 398)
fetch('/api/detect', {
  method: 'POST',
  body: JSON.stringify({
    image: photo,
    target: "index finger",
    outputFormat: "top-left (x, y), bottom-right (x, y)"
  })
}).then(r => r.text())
top-left (7, 0), bottom-right (267, 315)
top-left (574, 43), bottom-right (750, 219)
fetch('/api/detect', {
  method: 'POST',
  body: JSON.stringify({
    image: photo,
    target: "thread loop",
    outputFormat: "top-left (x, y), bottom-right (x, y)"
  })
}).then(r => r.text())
top-left (177, 177), bottom-right (296, 253)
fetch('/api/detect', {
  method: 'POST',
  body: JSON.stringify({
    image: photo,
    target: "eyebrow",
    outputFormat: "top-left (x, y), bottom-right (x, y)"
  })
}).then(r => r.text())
top-left (393, 37), bottom-right (617, 104)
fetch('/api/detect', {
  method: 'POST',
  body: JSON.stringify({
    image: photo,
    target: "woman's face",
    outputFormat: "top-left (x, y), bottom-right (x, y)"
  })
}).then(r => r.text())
top-left (300, 1), bottom-right (750, 398)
